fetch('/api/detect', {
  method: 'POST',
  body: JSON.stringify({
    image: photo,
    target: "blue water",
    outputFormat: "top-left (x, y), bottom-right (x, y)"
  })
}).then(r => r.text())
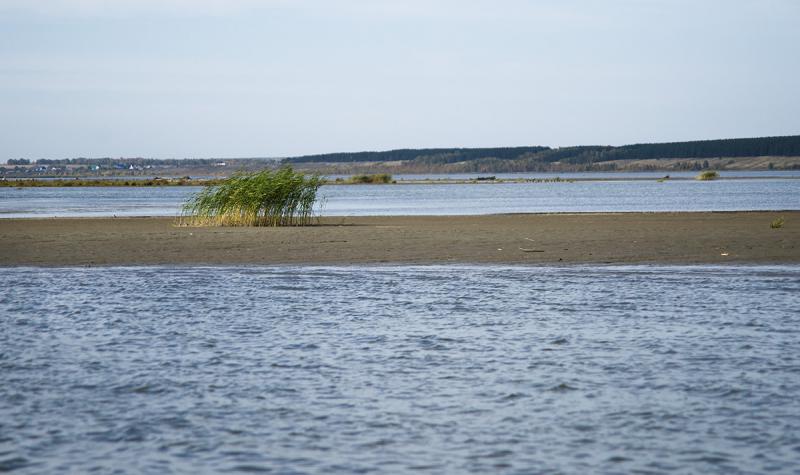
top-left (1, 173), bottom-right (799, 217)
top-left (335, 170), bottom-right (800, 181)
top-left (2, 265), bottom-right (799, 474)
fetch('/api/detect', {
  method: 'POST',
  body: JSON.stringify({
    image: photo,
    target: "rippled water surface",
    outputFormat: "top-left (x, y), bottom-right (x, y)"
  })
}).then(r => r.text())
top-left (2, 173), bottom-right (799, 217)
top-left (2, 265), bottom-right (800, 474)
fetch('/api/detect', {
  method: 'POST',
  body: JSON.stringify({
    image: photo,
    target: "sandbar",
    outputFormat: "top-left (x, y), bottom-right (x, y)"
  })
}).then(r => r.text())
top-left (1, 212), bottom-right (797, 266)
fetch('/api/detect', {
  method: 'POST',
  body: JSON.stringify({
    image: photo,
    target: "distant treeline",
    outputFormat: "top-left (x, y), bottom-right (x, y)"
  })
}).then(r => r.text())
top-left (8, 135), bottom-right (800, 170)
top-left (283, 146), bottom-right (549, 164)
top-left (282, 135), bottom-right (800, 166)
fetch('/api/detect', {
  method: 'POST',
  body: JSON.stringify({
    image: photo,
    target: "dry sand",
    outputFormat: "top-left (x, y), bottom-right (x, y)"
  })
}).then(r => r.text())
top-left (1, 212), bottom-right (797, 266)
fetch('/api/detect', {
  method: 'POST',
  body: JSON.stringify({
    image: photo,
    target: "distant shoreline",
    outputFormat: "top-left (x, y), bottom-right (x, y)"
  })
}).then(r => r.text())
top-left (3, 174), bottom-right (800, 187)
top-left (2, 212), bottom-right (797, 267)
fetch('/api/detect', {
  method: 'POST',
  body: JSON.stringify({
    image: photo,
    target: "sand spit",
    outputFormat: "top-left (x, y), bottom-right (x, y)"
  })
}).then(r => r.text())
top-left (1, 212), bottom-right (797, 266)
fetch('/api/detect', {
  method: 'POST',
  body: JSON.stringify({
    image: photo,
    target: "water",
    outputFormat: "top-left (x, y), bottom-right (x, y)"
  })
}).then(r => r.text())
top-left (321, 178), bottom-right (799, 216)
top-left (2, 265), bottom-right (799, 474)
top-left (373, 170), bottom-right (800, 181)
top-left (1, 173), bottom-right (799, 217)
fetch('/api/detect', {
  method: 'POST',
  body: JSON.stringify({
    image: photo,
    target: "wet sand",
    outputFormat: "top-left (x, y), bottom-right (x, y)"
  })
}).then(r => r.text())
top-left (1, 212), bottom-right (797, 266)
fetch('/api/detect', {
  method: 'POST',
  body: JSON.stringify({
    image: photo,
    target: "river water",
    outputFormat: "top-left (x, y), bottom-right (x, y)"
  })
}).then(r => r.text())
top-left (1, 174), bottom-right (799, 217)
top-left (2, 265), bottom-right (799, 474)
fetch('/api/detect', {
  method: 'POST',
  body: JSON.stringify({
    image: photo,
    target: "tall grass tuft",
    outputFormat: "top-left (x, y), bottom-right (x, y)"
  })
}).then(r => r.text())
top-left (770, 217), bottom-right (785, 229)
top-left (179, 167), bottom-right (322, 226)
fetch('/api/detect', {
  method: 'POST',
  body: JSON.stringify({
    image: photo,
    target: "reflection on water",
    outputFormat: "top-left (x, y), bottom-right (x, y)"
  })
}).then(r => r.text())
top-left (1, 174), bottom-right (799, 217)
top-left (2, 265), bottom-right (799, 473)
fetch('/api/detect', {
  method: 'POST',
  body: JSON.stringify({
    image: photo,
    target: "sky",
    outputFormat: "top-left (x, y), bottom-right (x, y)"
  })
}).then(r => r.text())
top-left (1, 0), bottom-right (799, 159)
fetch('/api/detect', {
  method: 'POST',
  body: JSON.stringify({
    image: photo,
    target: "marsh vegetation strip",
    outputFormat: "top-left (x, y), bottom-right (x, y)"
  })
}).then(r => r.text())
top-left (2, 176), bottom-right (800, 218)
top-left (2, 265), bottom-right (799, 474)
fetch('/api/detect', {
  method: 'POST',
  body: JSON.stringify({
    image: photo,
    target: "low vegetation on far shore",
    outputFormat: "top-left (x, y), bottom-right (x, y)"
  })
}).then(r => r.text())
top-left (179, 167), bottom-right (321, 227)
top-left (0, 177), bottom-right (218, 187)
top-left (334, 173), bottom-right (394, 184)
top-left (696, 170), bottom-right (719, 180)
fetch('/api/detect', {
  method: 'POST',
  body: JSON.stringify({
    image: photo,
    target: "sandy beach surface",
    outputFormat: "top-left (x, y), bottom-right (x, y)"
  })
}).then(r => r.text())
top-left (1, 212), bottom-right (797, 266)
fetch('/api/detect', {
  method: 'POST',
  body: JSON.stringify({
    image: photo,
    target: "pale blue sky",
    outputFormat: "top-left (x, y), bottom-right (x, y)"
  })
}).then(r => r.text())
top-left (1, 0), bottom-right (798, 159)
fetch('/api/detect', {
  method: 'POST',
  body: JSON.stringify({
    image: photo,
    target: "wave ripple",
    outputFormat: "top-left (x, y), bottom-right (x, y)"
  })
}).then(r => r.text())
top-left (2, 265), bottom-right (799, 474)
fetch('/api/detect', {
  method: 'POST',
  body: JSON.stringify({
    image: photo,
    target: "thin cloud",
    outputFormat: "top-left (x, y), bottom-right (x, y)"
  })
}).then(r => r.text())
top-left (0, 0), bottom-right (289, 16)
top-left (0, 0), bottom-right (591, 21)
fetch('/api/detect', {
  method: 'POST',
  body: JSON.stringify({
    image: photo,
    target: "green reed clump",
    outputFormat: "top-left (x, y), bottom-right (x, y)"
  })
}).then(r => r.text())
top-left (770, 217), bottom-right (785, 229)
top-left (180, 167), bottom-right (322, 226)
top-left (696, 170), bottom-right (719, 181)
top-left (348, 173), bottom-right (393, 184)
